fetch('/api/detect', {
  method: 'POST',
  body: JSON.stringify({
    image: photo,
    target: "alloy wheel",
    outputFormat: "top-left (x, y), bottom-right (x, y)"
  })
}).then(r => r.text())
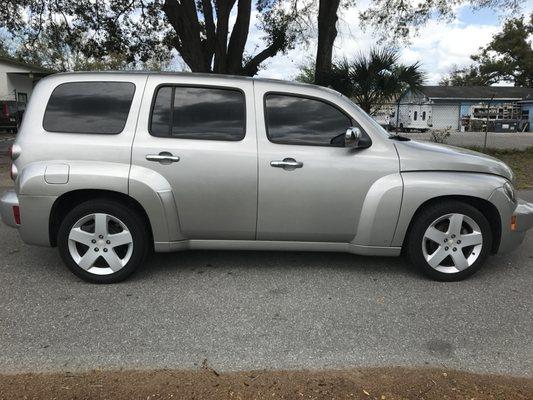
top-left (67, 213), bottom-right (133, 275)
top-left (422, 213), bottom-right (483, 274)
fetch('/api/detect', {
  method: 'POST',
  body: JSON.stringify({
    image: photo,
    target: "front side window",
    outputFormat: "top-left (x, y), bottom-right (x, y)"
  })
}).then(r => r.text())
top-left (265, 94), bottom-right (352, 146)
top-left (43, 81), bottom-right (135, 134)
top-left (150, 86), bottom-right (245, 141)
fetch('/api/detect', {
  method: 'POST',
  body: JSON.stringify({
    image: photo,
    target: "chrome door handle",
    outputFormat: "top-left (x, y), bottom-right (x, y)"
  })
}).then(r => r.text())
top-left (146, 152), bottom-right (180, 163)
top-left (270, 158), bottom-right (303, 169)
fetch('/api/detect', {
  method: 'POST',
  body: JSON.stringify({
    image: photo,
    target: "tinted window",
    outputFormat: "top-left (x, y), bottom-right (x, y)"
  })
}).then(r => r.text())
top-left (265, 94), bottom-right (352, 146)
top-left (150, 86), bottom-right (245, 141)
top-left (43, 82), bottom-right (135, 134)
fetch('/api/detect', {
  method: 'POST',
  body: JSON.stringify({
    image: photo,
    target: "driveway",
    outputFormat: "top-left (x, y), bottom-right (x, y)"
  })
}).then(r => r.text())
top-left (0, 192), bottom-right (531, 377)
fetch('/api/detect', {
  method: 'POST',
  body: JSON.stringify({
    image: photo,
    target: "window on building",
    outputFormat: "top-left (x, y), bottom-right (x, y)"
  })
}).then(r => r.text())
top-left (17, 93), bottom-right (28, 103)
top-left (150, 86), bottom-right (246, 141)
top-left (43, 81), bottom-right (135, 134)
top-left (422, 111), bottom-right (426, 121)
top-left (265, 94), bottom-right (352, 147)
top-left (413, 111), bottom-right (418, 121)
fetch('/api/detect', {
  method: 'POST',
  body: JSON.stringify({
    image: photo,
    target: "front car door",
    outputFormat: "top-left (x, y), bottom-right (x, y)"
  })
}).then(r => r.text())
top-left (254, 81), bottom-right (399, 243)
top-left (132, 75), bottom-right (257, 240)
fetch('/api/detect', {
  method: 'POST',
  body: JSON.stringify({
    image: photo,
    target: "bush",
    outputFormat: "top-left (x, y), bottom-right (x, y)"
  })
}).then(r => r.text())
top-left (430, 127), bottom-right (452, 144)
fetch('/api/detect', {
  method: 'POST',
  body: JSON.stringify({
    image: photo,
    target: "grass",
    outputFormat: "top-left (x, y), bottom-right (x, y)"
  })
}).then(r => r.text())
top-left (464, 146), bottom-right (533, 190)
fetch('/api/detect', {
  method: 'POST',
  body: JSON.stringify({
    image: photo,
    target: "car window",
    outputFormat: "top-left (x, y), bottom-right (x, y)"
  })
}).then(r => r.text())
top-left (150, 86), bottom-right (245, 141)
top-left (265, 94), bottom-right (352, 147)
top-left (43, 81), bottom-right (135, 134)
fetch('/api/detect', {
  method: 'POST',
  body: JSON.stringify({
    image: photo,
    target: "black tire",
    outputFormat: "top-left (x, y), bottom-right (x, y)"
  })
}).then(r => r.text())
top-left (406, 200), bottom-right (492, 281)
top-left (57, 199), bottom-right (149, 283)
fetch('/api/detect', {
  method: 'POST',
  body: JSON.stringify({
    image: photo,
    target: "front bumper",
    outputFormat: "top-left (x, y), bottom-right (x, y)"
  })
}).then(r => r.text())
top-left (514, 199), bottom-right (533, 231)
top-left (497, 196), bottom-right (533, 253)
top-left (0, 190), bottom-right (19, 228)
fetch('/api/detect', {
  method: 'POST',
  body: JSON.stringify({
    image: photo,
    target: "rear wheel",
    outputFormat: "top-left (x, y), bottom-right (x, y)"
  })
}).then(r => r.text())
top-left (406, 201), bottom-right (492, 281)
top-left (57, 200), bottom-right (149, 283)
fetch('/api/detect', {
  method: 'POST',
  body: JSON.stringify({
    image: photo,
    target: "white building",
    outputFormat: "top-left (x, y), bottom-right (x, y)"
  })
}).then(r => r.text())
top-left (0, 56), bottom-right (52, 103)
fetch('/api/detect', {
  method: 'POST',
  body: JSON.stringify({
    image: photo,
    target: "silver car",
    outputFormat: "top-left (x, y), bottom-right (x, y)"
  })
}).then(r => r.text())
top-left (1, 72), bottom-right (532, 283)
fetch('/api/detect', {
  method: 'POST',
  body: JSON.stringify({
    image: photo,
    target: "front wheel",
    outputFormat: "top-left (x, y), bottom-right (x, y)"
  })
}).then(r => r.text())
top-left (406, 201), bottom-right (492, 281)
top-left (57, 199), bottom-right (149, 283)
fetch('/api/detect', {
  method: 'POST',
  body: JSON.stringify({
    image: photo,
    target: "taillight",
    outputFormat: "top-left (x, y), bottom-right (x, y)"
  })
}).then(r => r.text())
top-left (10, 164), bottom-right (18, 180)
top-left (2, 104), bottom-right (9, 117)
top-left (8, 144), bottom-right (20, 181)
top-left (13, 206), bottom-right (20, 225)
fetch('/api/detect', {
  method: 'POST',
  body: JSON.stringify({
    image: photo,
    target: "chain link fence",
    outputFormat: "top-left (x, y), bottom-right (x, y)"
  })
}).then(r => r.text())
top-left (370, 100), bottom-right (532, 149)
top-left (372, 101), bottom-right (530, 133)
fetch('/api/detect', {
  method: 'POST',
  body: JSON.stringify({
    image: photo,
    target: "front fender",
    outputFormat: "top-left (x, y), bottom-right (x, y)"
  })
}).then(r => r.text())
top-left (352, 173), bottom-right (403, 247)
top-left (392, 171), bottom-right (508, 247)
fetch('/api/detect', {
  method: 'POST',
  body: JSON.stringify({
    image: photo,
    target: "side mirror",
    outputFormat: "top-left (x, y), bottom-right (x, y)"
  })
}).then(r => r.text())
top-left (345, 127), bottom-right (362, 148)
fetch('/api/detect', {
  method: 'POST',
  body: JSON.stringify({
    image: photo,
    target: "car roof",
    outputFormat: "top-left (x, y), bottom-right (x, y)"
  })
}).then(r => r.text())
top-left (49, 70), bottom-right (332, 93)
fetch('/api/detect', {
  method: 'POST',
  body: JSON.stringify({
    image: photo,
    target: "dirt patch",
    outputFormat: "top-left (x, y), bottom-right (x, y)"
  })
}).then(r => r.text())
top-left (0, 367), bottom-right (531, 400)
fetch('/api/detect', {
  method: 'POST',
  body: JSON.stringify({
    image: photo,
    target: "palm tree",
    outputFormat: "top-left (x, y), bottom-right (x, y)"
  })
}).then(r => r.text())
top-left (298, 48), bottom-right (425, 115)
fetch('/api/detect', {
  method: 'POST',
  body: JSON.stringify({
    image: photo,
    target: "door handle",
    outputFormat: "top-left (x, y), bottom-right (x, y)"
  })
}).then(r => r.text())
top-left (270, 158), bottom-right (303, 170)
top-left (146, 152), bottom-right (180, 163)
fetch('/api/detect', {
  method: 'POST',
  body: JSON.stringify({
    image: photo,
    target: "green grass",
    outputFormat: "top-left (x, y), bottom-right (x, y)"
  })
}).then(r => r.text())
top-left (465, 146), bottom-right (533, 190)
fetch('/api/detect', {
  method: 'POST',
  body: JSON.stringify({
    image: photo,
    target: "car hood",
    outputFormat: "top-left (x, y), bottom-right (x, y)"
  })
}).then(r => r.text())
top-left (394, 140), bottom-right (513, 181)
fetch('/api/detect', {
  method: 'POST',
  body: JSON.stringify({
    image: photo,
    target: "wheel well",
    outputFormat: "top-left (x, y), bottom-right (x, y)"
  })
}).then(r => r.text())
top-left (48, 189), bottom-right (153, 247)
top-left (403, 195), bottom-right (502, 254)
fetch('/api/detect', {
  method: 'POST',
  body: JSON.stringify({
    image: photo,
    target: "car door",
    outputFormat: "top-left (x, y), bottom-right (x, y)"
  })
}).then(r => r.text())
top-left (132, 75), bottom-right (257, 240)
top-left (254, 81), bottom-right (399, 242)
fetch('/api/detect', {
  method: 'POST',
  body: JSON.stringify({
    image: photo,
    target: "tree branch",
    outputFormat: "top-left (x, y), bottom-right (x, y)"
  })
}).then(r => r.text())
top-left (213, 0), bottom-right (236, 72)
top-left (201, 0), bottom-right (216, 65)
top-left (163, 0), bottom-right (209, 71)
top-left (226, 0), bottom-right (251, 74)
top-left (241, 41), bottom-right (281, 76)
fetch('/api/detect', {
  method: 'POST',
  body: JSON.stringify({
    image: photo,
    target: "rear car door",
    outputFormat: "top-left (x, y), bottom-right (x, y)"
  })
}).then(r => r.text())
top-left (132, 75), bottom-right (257, 240)
top-left (254, 81), bottom-right (399, 242)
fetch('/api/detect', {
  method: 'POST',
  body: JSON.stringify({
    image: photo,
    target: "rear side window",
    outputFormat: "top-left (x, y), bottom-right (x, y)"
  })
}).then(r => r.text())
top-left (265, 94), bottom-right (352, 147)
top-left (43, 81), bottom-right (135, 134)
top-left (150, 86), bottom-right (245, 141)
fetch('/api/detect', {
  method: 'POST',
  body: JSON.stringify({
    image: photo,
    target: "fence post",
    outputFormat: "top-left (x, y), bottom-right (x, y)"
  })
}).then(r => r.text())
top-left (483, 94), bottom-right (494, 153)
top-left (13, 89), bottom-right (20, 130)
top-left (395, 98), bottom-right (400, 134)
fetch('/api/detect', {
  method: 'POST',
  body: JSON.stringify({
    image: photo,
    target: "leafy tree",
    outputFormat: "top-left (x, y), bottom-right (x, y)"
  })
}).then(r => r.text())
top-left (314, 0), bottom-right (521, 86)
top-left (440, 14), bottom-right (533, 86)
top-left (299, 48), bottom-right (425, 114)
top-left (0, 0), bottom-right (306, 75)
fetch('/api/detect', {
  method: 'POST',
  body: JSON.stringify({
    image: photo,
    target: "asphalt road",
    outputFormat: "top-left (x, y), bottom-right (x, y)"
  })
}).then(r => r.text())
top-left (0, 191), bottom-right (532, 377)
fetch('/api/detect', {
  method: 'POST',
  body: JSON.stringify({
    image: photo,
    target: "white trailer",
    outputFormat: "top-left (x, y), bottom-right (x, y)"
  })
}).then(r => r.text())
top-left (391, 103), bottom-right (433, 132)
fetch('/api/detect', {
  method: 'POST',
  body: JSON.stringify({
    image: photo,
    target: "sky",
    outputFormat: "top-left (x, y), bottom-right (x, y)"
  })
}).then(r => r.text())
top-left (251, 1), bottom-right (533, 84)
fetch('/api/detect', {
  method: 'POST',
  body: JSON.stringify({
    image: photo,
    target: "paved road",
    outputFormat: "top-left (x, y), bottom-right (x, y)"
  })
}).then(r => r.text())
top-left (0, 190), bottom-right (532, 376)
top-left (402, 131), bottom-right (533, 150)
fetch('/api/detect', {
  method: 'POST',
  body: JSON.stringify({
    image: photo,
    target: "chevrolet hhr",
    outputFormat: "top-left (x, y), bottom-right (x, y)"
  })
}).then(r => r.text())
top-left (1, 72), bottom-right (532, 283)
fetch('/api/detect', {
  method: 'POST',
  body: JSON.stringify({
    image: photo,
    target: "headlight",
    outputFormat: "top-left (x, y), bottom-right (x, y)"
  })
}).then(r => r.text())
top-left (503, 181), bottom-right (516, 203)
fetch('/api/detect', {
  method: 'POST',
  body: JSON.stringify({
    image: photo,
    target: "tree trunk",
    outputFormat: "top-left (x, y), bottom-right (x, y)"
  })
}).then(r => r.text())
top-left (315, 0), bottom-right (341, 86)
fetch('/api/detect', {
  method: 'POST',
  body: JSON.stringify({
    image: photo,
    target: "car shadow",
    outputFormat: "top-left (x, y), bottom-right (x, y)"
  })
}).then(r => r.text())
top-left (132, 249), bottom-right (422, 282)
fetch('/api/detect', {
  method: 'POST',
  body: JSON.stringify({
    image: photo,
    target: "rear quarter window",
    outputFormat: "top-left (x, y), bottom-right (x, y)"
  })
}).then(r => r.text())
top-left (43, 81), bottom-right (136, 134)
